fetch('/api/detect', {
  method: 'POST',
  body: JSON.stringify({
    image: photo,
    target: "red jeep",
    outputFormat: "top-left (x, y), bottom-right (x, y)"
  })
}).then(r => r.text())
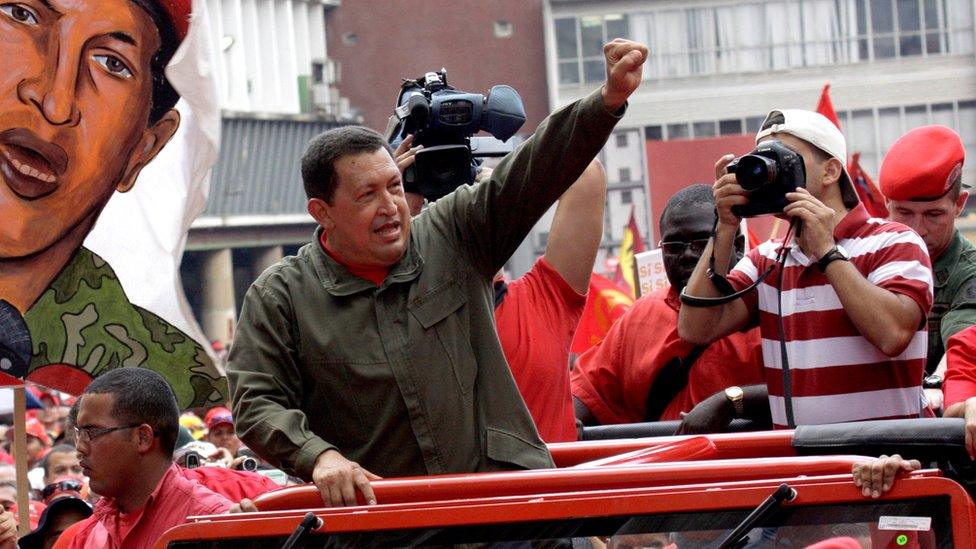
top-left (157, 418), bottom-right (976, 548)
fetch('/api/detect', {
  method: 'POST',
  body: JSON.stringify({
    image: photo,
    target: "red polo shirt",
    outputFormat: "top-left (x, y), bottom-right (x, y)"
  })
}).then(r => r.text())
top-left (572, 287), bottom-right (763, 424)
top-left (179, 466), bottom-right (280, 502)
top-left (55, 464), bottom-right (232, 549)
top-left (495, 258), bottom-right (586, 442)
top-left (946, 325), bottom-right (976, 408)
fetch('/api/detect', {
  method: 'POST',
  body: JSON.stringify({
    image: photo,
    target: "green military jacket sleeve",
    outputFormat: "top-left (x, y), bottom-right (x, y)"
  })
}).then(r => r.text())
top-left (227, 88), bottom-right (623, 480)
top-left (927, 229), bottom-right (976, 373)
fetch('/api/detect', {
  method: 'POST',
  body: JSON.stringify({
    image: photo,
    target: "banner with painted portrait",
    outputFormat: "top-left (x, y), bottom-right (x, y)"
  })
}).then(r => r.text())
top-left (0, 0), bottom-right (226, 408)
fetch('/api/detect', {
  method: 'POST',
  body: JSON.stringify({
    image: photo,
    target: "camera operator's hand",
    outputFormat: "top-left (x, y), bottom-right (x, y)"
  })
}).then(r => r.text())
top-left (312, 449), bottom-right (382, 507)
top-left (713, 154), bottom-right (747, 231)
top-left (394, 134), bottom-right (423, 174)
top-left (602, 39), bottom-right (648, 111)
top-left (784, 188), bottom-right (837, 259)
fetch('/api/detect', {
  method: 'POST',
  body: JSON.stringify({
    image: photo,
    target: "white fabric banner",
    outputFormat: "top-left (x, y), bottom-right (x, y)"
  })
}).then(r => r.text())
top-left (84, 0), bottom-right (221, 361)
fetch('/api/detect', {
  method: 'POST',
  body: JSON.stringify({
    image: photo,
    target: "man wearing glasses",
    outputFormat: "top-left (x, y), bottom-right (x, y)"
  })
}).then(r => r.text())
top-left (56, 368), bottom-right (233, 548)
top-left (572, 185), bottom-right (763, 426)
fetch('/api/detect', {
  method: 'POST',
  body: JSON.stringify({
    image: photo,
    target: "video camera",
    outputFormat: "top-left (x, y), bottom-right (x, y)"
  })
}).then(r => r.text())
top-left (727, 140), bottom-right (806, 218)
top-left (386, 69), bottom-right (526, 201)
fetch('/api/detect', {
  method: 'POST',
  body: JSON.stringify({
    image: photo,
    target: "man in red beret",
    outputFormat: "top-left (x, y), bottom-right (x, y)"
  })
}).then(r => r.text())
top-left (881, 125), bottom-right (973, 412)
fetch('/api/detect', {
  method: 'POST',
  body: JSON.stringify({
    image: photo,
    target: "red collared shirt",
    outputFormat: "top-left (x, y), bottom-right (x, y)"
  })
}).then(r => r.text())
top-left (55, 464), bottom-right (232, 549)
top-left (495, 257), bottom-right (587, 442)
top-left (946, 325), bottom-right (976, 408)
top-left (572, 287), bottom-right (763, 424)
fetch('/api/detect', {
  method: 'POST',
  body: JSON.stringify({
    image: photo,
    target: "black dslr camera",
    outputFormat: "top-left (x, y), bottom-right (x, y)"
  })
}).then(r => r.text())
top-left (386, 69), bottom-right (526, 201)
top-left (727, 140), bottom-right (806, 217)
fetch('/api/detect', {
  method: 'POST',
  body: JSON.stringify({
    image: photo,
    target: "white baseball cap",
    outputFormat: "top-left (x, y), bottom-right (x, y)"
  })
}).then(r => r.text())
top-left (756, 109), bottom-right (858, 205)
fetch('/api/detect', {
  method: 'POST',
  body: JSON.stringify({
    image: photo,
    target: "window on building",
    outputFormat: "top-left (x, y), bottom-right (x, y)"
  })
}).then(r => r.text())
top-left (616, 133), bottom-right (629, 148)
top-left (556, 0), bottom-right (974, 84)
top-left (621, 190), bottom-right (633, 204)
top-left (619, 168), bottom-right (632, 182)
top-left (693, 121), bottom-right (717, 138)
top-left (644, 125), bottom-right (664, 141)
top-left (745, 116), bottom-right (765, 134)
top-left (719, 119), bottom-right (744, 135)
top-left (494, 20), bottom-right (513, 38)
top-left (556, 15), bottom-right (631, 84)
top-left (667, 123), bottom-right (690, 139)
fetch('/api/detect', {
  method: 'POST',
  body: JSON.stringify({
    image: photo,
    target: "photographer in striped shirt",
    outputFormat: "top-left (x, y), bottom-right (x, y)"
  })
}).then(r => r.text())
top-left (678, 109), bottom-right (933, 428)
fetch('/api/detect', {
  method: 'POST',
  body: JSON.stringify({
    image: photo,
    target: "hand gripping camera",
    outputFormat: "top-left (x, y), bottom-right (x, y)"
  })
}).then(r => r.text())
top-left (727, 140), bottom-right (807, 218)
top-left (386, 69), bottom-right (526, 201)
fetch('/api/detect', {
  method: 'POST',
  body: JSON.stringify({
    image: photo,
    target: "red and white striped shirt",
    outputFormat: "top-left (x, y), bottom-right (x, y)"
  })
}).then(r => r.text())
top-left (727, 204), bottom-right (933, 428)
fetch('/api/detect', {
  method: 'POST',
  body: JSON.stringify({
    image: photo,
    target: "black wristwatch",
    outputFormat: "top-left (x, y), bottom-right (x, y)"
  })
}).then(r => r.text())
top-left (816, 245), bottom-right (849, 273)
top-left (923, 374), bottom-right (943, 390)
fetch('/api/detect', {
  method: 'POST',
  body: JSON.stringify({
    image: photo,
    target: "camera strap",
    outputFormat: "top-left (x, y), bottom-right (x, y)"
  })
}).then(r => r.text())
top-left (680, 215), bottom-right (794, 308)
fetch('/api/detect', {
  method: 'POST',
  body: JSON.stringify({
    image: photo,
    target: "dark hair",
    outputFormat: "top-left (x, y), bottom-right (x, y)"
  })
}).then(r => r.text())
top-left (82, 368), bottom-right (180, 456)
top-left (41, 444), bottom-right (77, 477)
top-left (301, 126), bottom-right (392, 203)
top-left (131, 0), bottom-right (182, 124)
top-left (660, 184), bottom-right (715, 233)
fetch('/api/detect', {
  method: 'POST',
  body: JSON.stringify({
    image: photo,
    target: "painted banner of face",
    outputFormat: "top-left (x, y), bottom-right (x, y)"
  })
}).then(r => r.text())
top-left (0, 0), bottom-right (227, 408)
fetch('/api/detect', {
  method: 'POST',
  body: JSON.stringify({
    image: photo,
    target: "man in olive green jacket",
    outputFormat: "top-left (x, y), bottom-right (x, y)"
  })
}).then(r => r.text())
top-left (227, 39), bottom-right (648, 506)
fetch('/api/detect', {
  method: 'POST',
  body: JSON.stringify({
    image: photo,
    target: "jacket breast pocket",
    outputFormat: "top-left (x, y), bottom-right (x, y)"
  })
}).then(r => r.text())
top-left (408, 280), bottom-right (478, 395)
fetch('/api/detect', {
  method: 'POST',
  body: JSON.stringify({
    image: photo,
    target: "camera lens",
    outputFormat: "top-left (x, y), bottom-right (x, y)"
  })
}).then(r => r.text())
top-left (735, 155), bottom-right (777, 191)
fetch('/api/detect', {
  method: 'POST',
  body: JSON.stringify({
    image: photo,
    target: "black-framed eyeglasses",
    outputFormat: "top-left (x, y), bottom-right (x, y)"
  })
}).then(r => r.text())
top-left (73, 423), bottom-right (142, 443)
top-left (659, 238), bottom-right (710, 255)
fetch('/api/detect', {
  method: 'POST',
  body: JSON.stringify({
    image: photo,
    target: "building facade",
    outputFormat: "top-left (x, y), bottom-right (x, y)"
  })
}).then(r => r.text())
top-left (324, 0), bottom-right (550, 134)
top-left (182, 0), bottom-right (346, 345)
top-left (542, 0), bottom-right (976, 272)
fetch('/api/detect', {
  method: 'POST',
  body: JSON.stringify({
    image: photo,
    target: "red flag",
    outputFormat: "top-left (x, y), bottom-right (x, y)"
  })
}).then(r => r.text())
top-left (816, 83), bottom-right (842, 130)
top-left (814, 83), bottom-right (887, 217)
top-left (848, 153), bottom-right (889, 218)
top-left (613, 207), bottom-right (645, 297)
top-left (570, 273), bottom-right (634, 354)
top-left (628, 209), bottom-right (646, 254)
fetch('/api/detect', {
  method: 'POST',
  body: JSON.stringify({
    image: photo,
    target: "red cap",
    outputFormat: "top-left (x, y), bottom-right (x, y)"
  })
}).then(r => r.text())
top-left (6, 418), bottom-right (51, 447)
top-left (880, 125), bottom-right (965, 201)
top-left (204, 406), bottom-right (233, 430)
top-left (157, 0), bottom-right (192, 42)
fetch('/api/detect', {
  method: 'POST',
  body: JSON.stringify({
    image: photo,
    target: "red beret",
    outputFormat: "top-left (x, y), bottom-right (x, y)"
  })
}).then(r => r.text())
top-left (880, 125), bottom-right (965, 201)
top-left (157, 0), bottom-right (192, 42)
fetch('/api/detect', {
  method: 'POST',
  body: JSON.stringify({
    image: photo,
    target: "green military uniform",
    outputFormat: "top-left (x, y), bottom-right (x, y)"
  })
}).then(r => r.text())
top-left (24, 247), bottom-right (228, 408)
top-left (927, 229), bottom-right (976, 373)
top-left (227, 89), bottom-right (622, 480)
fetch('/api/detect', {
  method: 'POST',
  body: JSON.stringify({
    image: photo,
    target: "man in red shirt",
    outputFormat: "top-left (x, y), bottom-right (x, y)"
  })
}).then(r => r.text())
top-left (493, 160), bottom-right (606, 442)
top-left (572, 184), bottom-right (763, 426)
top-left (942, 325), bottom-right (976, 459)
top-left (57, 368), bottom-right (232, 548)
